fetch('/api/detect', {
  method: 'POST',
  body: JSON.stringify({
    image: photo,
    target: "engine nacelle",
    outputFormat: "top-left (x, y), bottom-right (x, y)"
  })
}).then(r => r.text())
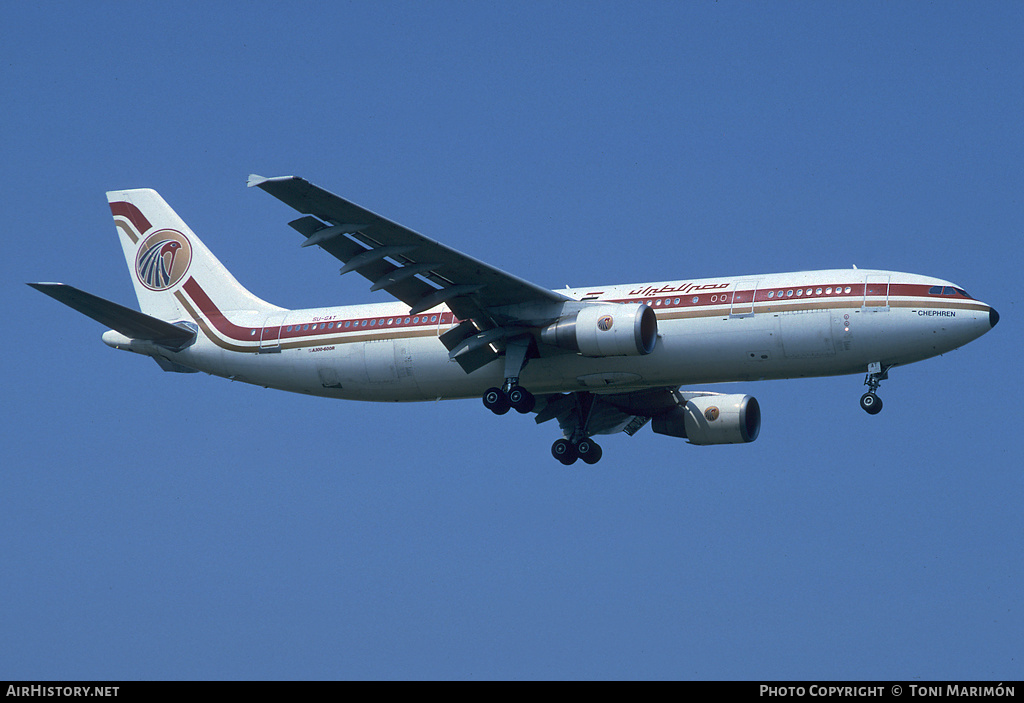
top-left (651, 394), bottom-right (761, 445)
top-left (540, 303), bottom-right (658, 357)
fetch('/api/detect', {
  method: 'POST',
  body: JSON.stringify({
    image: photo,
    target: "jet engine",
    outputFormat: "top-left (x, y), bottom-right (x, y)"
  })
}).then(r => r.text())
top-left (651, 394), bottom-right (761, 444)
top-left (540, 303), bottom-right (658, 357)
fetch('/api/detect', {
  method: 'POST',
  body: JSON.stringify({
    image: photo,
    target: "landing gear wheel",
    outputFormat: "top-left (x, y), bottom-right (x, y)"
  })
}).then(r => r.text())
top-left (483, 387), bottom-right (511, 415)
top-left (551, 438), bottom-right (578, 465)
top-left (576, 439), bottom-right (603, 465)
top-left (861, 363), bottom-right (889, 415)
top-left (547, 392), bottom-right (600, 466)
top-left (860, 392), bottom-right (883, 415)
top-left (508, 387), bottom-right (536, 414)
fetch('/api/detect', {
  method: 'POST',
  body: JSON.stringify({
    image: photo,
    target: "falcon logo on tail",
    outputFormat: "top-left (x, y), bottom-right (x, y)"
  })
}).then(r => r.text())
top-left (135, 229), bottom-right (192, 291)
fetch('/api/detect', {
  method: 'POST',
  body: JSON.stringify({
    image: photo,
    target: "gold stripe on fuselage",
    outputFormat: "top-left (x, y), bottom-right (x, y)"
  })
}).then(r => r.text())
top-left (179, 286), bottom-right (988, 355)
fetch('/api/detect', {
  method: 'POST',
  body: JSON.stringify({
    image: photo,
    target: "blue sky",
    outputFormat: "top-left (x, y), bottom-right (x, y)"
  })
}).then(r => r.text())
top-left (2, 2), bottom-right (1020, 680)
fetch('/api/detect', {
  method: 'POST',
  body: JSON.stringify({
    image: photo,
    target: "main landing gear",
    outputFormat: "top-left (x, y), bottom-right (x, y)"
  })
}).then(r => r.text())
top-left (480, 336), bottom-right (603, 465)
top-left (860, 362), bottom-right (891, 415)
top-left (483, 383), bottom-right (536, 414)
top-left (481, 334), bottom-right (536, 415)
top-left (551, 436), bottom-right (603, 466)
top-left (549, 392), bottom-right (602, 466)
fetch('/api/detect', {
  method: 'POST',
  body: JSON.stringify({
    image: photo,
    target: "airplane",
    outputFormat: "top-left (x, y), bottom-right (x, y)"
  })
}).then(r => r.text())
top-left (30, 175), bottom-right (999, 465)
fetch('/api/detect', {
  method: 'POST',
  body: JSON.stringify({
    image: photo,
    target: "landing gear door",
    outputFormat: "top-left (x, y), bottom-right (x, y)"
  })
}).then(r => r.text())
top-left (863, 274), bottom-right (891, 311)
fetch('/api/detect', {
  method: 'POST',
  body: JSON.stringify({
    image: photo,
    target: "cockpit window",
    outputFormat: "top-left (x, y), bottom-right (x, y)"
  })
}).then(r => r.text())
top-left (929, 285), bottom-right (971, 297)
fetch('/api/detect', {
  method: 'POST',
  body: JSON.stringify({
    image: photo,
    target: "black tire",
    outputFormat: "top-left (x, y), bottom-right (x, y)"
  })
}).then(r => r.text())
top-left (483, 387), bottom-right (510, 415)
top-left (577, 439), bottom-right (603, 465)
top-left (860, 392), bottom-right (883, 415)
top-left (509, 387), bottom-right (536, 414)
top-left (551, 438), bottom-right (578, 465)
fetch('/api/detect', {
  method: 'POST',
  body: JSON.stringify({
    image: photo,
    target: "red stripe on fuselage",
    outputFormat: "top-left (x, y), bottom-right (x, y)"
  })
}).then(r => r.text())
top-left (180, 275), bottom-right (983, 348)
top-left (181, 277), bottom-right (454, 344)
top-left (617, 283), bottom-right (976, 308)
top-left (182, 277), bottom-right (260, 341)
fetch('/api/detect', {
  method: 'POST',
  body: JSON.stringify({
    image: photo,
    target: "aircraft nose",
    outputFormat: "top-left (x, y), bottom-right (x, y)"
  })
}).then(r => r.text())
top-left (990, 307), bottom-right (999, 328)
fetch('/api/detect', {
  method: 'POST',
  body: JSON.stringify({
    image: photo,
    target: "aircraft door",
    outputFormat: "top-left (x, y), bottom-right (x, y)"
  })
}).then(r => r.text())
top-left (259, 312), bottom-right (287, 353)
top-left (863, 274), bottom-right (891, 310)
top-left (730, 279), bottom-right (760, 317)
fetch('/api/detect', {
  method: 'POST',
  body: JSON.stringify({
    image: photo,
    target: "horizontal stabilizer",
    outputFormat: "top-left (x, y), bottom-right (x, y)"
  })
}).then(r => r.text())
top-left (29, 283), bottom-right (196, 350)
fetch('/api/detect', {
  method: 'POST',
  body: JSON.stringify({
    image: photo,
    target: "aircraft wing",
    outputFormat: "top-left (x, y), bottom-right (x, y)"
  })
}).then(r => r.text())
top-left (248, 175), bottom-right (570, 320)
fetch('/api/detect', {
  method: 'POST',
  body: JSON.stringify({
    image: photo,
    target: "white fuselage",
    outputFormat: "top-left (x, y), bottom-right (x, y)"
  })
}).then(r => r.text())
top-left (130, 268), bottom-right (994, 402)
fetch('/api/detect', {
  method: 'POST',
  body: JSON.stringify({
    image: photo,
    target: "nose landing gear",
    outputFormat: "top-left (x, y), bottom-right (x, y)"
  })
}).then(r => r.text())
top-left (859, 391), bottom-right (883, 414)
top-left (860, 362), bottom-right (891, 415)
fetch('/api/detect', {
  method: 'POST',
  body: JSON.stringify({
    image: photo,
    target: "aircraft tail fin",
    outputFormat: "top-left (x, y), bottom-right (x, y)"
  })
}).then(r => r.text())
top-left (106, 188), bottom-right (282, 323)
